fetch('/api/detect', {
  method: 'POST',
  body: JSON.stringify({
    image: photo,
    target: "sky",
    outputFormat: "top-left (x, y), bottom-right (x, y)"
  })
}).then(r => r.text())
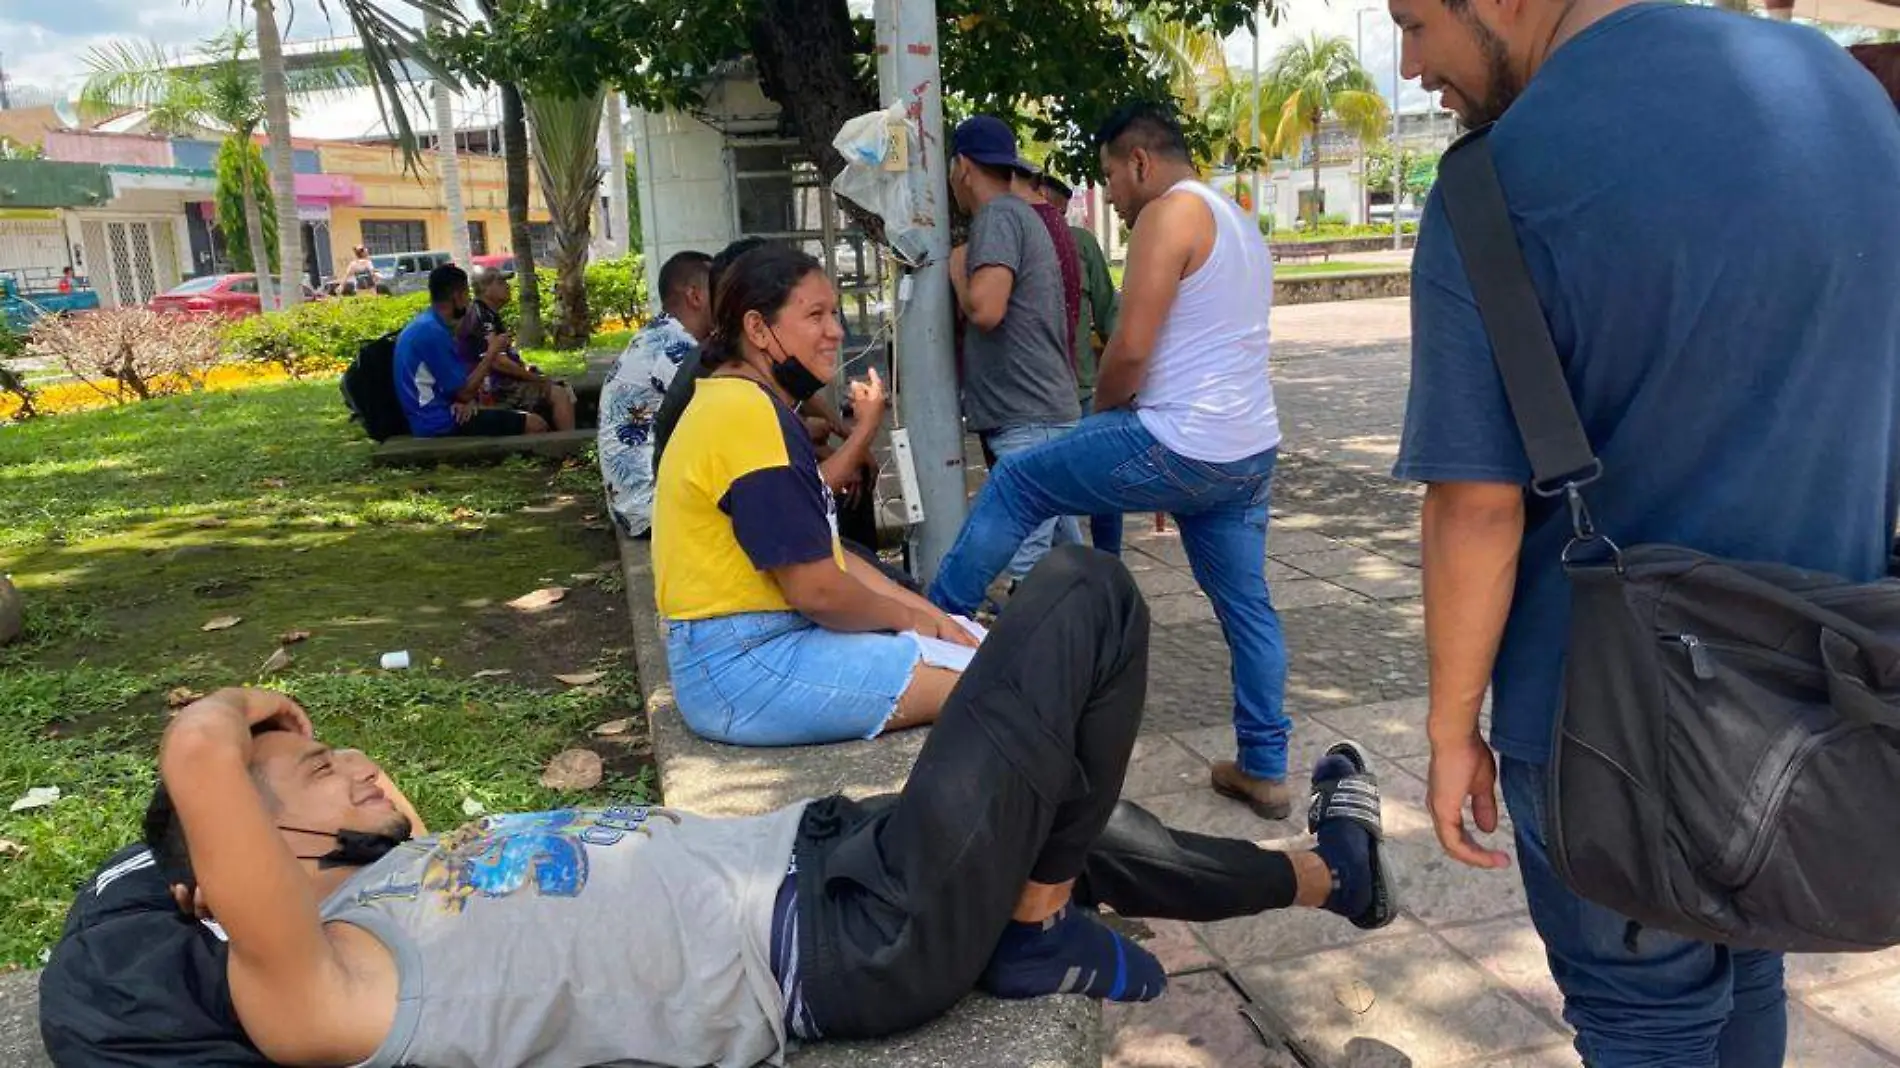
top-left (0, 1), bottom-right (449, 103)
top-left (3, 0), bottom-right (1434, 115)
top-left (1225, 1), bottom-right (1441, 115)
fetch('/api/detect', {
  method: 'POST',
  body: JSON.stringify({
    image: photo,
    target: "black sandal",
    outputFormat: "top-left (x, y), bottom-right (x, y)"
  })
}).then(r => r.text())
top-left (1306, 740), bottom-right (1399, 930)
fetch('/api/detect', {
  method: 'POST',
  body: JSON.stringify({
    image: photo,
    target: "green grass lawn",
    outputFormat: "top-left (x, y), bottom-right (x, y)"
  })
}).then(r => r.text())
top-left (0, 368), bottom-right (650, 967)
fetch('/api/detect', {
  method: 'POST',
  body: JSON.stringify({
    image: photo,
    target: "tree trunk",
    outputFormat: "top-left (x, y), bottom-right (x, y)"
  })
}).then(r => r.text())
top-left (239, 162), bottom-right (276, 310)
top-left (500, 82), bottom-right (543, 347)
top-left (1307, 108), bottom-right (1323, 229)
top-left (552, 233), bottom-right (590, 350)
top-left (253, 0), bottom-right (302, 309)
top-left (428, 10), bottom-right (472, 268)
top-left (747, 0), bottom-right (875, 189)
top-left (603, 92), bottom-right (630, 257)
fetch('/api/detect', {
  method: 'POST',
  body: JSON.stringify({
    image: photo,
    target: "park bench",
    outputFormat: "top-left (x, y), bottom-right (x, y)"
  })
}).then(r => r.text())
top-left (1270, 242), bottom-right (1333, 265)
top-left (364, 356), bottom-right (613, 467)
top-left (613, 527), bottom-right (1102, 1068)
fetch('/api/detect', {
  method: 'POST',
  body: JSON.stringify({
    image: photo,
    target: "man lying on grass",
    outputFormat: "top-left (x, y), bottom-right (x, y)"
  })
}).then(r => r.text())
top-left (72, 548), bottom-right (1396, 1068)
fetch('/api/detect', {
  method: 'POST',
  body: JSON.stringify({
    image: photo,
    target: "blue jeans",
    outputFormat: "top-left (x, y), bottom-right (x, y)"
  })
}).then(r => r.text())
top-left (931, 409), bottom-right (1290, 779)
top-left (1501, 758), bottom-right (1787, 1067)
top-left (666, 611), bottom-right (921, 746)
top-left (980, 423), bottom-right (1085, 581)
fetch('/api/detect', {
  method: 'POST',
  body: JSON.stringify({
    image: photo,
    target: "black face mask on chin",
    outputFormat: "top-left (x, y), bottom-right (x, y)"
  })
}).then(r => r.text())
top-left (766, 325), bottom-right (828, 403)
top-left (280, 824), bottom-right (412, 869)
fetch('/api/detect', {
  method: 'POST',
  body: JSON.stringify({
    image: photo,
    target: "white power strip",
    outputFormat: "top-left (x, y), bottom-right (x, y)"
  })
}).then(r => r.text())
top-left (888, 426), bottom-right (926, 525)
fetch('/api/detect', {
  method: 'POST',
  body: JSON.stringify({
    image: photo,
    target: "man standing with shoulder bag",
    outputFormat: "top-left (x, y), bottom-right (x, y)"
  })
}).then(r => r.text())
top-left (1392, 0), bottom-right (1900, 1062)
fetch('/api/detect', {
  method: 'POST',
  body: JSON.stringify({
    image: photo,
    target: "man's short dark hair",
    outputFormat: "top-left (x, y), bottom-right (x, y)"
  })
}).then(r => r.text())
top-left (959, 156), bottom-right (1016, 185)
top-left (657, 251), bottom-right (713, 307)
top-left (428, 263), bottom-right (469, 304)
top-left (709, 237), bottom-right (772, 304)
top-left (1094, 101), bottom-right (1192, 162)
top-left (142, 782), bottom-right (194, 890)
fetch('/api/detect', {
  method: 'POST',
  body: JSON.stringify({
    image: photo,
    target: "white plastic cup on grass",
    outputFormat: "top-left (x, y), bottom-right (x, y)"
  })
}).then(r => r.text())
top-left (380, 650), bottom-right (411, 671)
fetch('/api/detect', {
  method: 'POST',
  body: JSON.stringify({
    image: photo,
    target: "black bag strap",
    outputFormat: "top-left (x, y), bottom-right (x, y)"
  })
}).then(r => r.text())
top-left (1436, 126), bottom-right (1601, 503)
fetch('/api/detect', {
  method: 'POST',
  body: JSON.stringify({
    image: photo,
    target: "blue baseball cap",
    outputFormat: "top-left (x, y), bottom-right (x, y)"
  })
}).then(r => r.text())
top-left (951, 115), bottom-right (1039, 175)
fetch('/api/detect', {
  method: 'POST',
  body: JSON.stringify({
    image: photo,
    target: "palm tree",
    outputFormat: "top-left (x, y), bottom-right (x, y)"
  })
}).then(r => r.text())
top-left (1261, 33), bottom-right (1388, 228)
top-left (529, 87), bottom-right (606, 349)
top-left (425, 9), bottom-right (472, 269)
top-left (470, 0), bottom-right (542, 345)
top-left (1129, 13), bottom-right (1231, 118)
top-left (244, 0), bottom-right (462, 307)
top-left (82, 30), bottom-right (355, 308)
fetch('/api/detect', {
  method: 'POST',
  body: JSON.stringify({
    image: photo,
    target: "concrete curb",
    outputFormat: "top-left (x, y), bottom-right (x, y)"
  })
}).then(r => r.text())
top-left (613, 528), bottom-right (1103, 1067)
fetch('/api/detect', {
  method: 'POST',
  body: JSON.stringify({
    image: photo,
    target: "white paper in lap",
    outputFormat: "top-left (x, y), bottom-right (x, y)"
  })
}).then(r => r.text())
top-left (905, 616), bottom-right (989, 672)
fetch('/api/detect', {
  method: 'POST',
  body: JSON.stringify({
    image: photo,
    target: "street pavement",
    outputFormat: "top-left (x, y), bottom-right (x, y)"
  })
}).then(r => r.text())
top-left (1096, 298), bottom-right (1900, 1068)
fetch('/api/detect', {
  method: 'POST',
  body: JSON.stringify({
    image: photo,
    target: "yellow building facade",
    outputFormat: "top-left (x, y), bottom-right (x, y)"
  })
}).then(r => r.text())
top-left (314, 143), bottom-right (549, 276)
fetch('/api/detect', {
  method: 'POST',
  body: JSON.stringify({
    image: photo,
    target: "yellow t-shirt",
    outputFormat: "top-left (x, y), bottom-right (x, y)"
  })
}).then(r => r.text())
top-left (653, 376), bottom-right (846, 620)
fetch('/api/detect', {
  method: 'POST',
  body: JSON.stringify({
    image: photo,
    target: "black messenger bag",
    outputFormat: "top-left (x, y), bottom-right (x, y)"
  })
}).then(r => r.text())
top-left (1438, 126), bottom-right (1900, 953)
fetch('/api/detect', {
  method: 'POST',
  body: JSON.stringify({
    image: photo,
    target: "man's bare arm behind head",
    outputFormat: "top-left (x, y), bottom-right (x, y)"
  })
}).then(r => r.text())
top-left (159, 689), bottom-right (393, 1065)
top-left (1091, 192), bottom-right (1207, 412)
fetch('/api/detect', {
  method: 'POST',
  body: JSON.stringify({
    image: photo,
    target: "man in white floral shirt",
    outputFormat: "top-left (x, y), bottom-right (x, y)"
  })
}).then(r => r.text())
top-left (598, 251), bottom-right (714, 536)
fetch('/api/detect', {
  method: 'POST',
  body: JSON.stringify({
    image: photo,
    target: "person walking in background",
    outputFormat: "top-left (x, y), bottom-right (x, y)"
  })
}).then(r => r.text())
top-left (947, 115), bottom-right (1085, 602)
top-left (1392, 0), bottom-right (1900, 1062)
top-left (930, 103), bottom-right (1292, 817)
top-left (1039, 172), bottom-right (1126, 555)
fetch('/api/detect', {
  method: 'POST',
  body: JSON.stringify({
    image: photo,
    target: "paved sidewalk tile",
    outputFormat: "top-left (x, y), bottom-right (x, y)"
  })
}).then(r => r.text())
top-left (1276, 547), bottom-right (1391, 580)
top-left (1233, 932), bottom-right (1568, 1067)
top-left (1200, 900), bottom-right (1426, 966)
top-left (1105, 914), bottom-right (1222, 977)
top-left (1135, 567), bottom-right (1206, 599)
top-left (1274, 579), bottom-right (1368, 610)
top-left (1788, 1005), bottom-right (1900, 1067)
top-left (1307, 697), bottom-right (1432, 761)
top-left (1149, 592), bottom-right (1220, 625)
top-left (1123, 734), bottom-right (1213, 801)
top-left (1103, 972), bottom-right (1300, 1068)
top-left (1437, 919), bottom-right (1569, 1032)
top-left (1786, 949), bottom-right (1900, 994)
top-left (1802, 970), bottom-right (1900, 1060)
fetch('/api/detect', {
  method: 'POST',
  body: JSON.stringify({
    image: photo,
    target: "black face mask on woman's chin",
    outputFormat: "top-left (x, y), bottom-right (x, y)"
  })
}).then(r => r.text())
top-left (766, 325), bottom-right (828, 403)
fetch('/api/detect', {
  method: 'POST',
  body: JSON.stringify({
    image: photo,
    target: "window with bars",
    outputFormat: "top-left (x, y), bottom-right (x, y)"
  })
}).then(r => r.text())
top-left (467, 221), bottom-right (488, 256)
top-left (728, 139), bottom-right (884, 337)
top-left (361, 220), bottom-right (428, 256)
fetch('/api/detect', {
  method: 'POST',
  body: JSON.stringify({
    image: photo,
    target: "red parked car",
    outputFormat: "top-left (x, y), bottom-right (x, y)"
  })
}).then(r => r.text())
top-left (148, 274), bottom-right (320, 319)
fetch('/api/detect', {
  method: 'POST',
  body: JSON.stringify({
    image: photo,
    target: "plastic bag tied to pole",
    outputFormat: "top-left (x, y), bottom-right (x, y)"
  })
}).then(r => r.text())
top-left (831, 101), bottom-right (931, 268)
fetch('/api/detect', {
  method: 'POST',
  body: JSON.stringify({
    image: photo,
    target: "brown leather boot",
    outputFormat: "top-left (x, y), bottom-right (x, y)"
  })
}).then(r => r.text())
top-left (1210, 760), bottom-right (1293, 821)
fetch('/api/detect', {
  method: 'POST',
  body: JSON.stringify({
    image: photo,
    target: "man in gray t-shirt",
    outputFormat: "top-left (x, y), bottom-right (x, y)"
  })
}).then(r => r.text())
top-left (949, 115), bottom-right (1083, 586)
top-left (87, 550), bottom-right (1399, 1067)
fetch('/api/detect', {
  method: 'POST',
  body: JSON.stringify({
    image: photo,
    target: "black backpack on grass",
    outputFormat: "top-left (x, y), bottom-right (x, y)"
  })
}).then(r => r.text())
top-left (341, 330), bottom-right (409, 442)
top-left (1441, 126), bottom-right (1900, 954)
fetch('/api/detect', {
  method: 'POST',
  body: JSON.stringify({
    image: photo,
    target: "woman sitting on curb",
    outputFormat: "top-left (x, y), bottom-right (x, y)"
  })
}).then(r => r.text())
top-left (653, 245), bottom-right (976, 747)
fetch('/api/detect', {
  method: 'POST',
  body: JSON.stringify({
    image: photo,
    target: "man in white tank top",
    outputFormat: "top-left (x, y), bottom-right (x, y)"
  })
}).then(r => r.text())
top-left (929, 102), bottom-right (1296, 819)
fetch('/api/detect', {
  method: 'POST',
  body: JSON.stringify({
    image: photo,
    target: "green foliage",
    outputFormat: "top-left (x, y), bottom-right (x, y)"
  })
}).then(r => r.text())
top-left (1365, 142), bottom-right (1440, 203)
top-left (585, 255), bottom-right (648, 329)
top-left (0, 369), bottom-right (649, 964)
top-left (215, 138), bottom-right (279, 274)
top-left (529, 255), bottom-right (647, 336)
top-left (1280, 220), bottom-right (1419, 243)
top-left (431, 0), bottom-right (1268, 183)
top-left (221, 291), bottom-right (431, 377)
top-left (625, 152), bottom-right (643, 256)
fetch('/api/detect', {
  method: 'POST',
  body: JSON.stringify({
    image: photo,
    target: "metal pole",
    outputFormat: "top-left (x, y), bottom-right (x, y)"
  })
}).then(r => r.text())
top-left (1391, 23), bottom-right (1403, 250)
top-left (1356, 13), bottom-right (1368, 226)
top-left (1250, 8), bottom-right (1262, 221)
top-left (876, 0), bottom-right (965, 582)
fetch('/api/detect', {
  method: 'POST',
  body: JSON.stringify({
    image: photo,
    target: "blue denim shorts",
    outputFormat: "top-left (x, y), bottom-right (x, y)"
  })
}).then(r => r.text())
top-left (665, 611), bottom-right (922, 746)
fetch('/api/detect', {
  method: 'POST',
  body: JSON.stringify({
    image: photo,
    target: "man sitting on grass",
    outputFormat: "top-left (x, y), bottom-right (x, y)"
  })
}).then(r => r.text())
top-left (45, 548), bottom-right (1396, 1068)
top-left (394, 264), bottom-right (549, 439)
